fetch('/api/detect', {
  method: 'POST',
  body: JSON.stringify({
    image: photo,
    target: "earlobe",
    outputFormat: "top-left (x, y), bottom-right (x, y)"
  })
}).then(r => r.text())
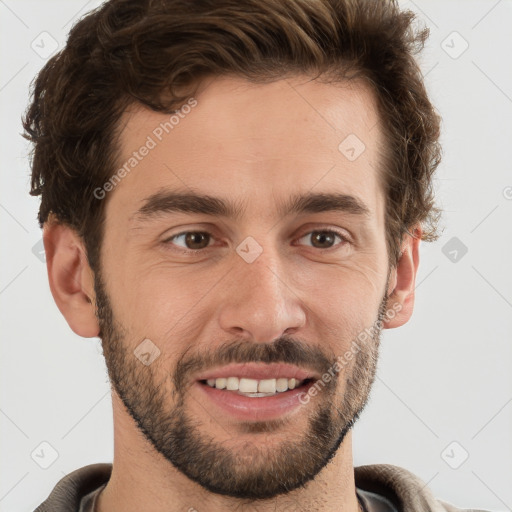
top-left (383, 225), bottom-right (422, 329)
top-left (43, 219), bottom-right (100, 337)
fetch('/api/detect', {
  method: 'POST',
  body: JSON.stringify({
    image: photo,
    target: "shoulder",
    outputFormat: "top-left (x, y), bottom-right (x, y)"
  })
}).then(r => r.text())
top-left (355, 463), bottom-right (491, 512)
top-left (437, 499), bottom-right (490, 512)
top-left (34, 463), bottom-right (112, 512)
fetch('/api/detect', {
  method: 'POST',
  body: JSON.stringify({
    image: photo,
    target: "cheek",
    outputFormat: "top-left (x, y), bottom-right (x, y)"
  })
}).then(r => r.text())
top-left (296, 263), bottom-right (386, 353)
top-left (107, 260), bottom-right (221, 345)
top-left (298, 257), bottom-right (386, 311)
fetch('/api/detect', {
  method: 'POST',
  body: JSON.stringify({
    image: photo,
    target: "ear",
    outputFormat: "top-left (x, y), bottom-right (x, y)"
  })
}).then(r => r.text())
top-left (43, 218), bottom-right (100, 337)
top-left (382, 225), bottom-right (421, 329)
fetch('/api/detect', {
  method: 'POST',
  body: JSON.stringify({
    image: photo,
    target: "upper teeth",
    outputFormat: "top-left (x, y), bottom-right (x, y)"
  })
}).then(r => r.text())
top-left (206, 377), bottom-right (302, 394)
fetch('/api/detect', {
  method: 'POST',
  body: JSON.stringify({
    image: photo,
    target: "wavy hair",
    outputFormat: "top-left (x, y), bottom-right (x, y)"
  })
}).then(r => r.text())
top-left (23, 0), bottom-right (442, 270)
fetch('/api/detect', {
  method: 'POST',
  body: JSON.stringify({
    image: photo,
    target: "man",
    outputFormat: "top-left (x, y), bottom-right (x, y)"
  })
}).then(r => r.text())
top-left (24, 0), bottom-right (487, 511)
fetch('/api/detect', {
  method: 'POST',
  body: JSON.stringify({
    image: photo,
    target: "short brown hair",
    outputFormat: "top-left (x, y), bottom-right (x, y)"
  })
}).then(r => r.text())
top-left (23, 0), bottom-right (442, 271)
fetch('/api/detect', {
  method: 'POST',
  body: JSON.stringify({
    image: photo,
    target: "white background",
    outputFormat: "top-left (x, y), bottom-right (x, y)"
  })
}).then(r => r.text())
top-left (1, 1), bottom-right (511, 511)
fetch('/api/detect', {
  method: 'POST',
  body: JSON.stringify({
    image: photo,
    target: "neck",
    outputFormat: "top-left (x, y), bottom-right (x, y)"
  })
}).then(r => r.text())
top-left (96, 393), bottom-right (361, 512)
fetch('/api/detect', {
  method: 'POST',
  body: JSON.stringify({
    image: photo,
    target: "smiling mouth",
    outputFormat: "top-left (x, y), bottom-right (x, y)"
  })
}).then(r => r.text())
top-left (199, 377), bottom-right (315, 397)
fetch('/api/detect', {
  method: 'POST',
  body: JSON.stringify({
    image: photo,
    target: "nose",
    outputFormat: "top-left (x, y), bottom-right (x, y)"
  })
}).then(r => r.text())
top-left (217, 251), bottom-right (307, 343)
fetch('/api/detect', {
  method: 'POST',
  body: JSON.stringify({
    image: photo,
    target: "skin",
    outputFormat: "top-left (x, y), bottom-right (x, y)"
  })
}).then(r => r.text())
top-left (44, 75), bottom-right (421, 512)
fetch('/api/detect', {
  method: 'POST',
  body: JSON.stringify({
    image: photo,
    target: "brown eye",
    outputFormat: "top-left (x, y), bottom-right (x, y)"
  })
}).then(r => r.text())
top-left (310, 231), bottom-right (336, 248)
top-left (297, 230), bottom-right (347, 249)
top-left (184, 232), bottom-right (210, 249)
top-left (167, 231), bottom-right (212, 250)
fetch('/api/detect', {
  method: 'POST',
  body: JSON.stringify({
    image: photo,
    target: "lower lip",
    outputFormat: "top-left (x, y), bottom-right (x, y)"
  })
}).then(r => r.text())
top-left (195, 380), bottom-right (315, 422)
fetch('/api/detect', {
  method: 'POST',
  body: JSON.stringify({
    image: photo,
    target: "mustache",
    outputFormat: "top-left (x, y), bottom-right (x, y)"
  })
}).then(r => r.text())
top-left (173, 336), bottom-right (336, 390)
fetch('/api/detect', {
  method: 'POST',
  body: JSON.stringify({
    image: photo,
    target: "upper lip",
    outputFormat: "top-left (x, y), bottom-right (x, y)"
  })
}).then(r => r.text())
top-left (195, 362), bottom-right (320, 382)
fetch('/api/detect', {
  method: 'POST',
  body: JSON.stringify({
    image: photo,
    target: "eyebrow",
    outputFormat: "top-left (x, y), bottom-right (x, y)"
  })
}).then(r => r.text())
top-left (131, 189), bottom-right (370, 225)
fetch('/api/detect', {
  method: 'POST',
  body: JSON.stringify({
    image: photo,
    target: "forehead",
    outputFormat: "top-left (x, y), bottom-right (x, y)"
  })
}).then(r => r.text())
top-left (108, 75), bottom-right (385, 222)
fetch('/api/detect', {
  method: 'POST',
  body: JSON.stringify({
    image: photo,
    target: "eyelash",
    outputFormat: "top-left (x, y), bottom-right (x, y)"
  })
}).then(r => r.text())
top-left (162, 229), bottom-right (351, 254)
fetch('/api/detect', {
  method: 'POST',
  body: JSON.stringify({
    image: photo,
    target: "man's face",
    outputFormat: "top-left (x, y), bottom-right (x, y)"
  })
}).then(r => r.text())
top-left (96, 75), bottom-right (392, 499)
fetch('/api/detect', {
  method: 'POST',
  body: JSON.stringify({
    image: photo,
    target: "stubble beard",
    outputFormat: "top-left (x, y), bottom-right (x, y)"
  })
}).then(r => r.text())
top-left (94, 271), bottom-right (387, 500)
